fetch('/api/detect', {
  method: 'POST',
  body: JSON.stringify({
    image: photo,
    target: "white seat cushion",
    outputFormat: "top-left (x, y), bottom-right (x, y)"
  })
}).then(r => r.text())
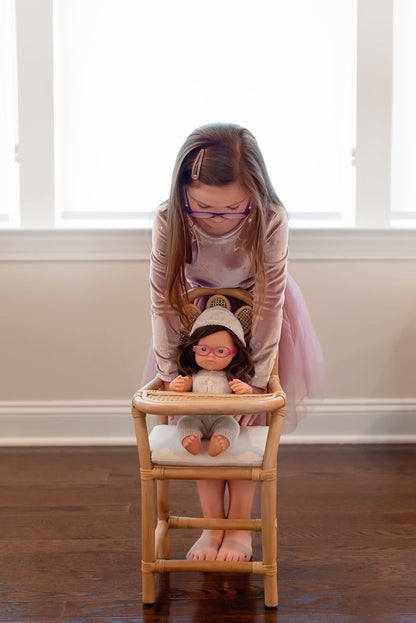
top-left (149, 424), bottom-right (268, 467)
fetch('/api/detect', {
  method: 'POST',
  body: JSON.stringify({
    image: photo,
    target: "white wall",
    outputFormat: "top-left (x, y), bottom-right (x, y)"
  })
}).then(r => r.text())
top-left (1, 261), bottom-right (149, 400)
top-left (1, 250), bottom-right (415, 444)
top-left (1, 1), bottom-right (415, 444)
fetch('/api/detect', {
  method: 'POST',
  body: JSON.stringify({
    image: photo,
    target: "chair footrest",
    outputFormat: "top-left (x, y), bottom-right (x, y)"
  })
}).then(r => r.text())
top-left (142, 559), bottom-right (277, 575)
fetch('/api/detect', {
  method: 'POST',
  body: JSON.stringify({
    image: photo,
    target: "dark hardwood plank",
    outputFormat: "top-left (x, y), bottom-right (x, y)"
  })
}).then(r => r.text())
top-left (0, 445), bottom-right (415, 622)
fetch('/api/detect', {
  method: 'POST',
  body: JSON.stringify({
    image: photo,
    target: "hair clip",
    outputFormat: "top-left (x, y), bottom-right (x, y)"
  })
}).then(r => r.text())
top-left (191, 148), bottom-right (205, 180)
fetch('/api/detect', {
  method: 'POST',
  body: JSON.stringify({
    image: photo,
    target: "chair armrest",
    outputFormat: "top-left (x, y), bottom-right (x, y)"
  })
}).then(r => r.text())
top-left (132, 385), bottom-right (285, 417)
top-left (132, 376), bottom-right (164, 399)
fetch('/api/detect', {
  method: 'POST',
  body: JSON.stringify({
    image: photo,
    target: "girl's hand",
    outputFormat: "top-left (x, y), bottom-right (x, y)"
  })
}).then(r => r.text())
top-left (232, 384), bottom-right (266, 426)
top-left (168, 375), bottom-right (192, 392)
top-left (234, 413), bottom-right (259, 426)
top-left (229, 379), bottom-right (253, 394)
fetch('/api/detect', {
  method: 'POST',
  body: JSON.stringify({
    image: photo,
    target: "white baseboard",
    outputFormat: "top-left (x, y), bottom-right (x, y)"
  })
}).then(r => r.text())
top-left (0, 398), bottom-right (415, 446)
top-left (0, 400), bottom-right (138, 446)
top-left (285, 398), bottom-right (416, 443)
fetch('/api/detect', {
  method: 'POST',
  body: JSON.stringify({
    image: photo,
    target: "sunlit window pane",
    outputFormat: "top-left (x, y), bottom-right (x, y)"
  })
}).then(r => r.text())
top-left (0, 0), bottom-right (20, 228)
top-left (391, 0), bottom-right (416, 227)
top-left (53, 0), bottom-right (356, 228)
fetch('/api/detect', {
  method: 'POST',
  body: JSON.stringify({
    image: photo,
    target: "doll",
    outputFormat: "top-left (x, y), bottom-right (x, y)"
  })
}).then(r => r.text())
top-left (169, 306), bottom-right (255, 457)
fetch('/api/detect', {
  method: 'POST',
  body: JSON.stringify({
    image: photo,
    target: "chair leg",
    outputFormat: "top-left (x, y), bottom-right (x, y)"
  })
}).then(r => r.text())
top-left (141, 478), bottom-right (156, 604)
top-left (261, 478), bottom-right (278, 608)
top-left (156, 480), bottom-right (170, 559)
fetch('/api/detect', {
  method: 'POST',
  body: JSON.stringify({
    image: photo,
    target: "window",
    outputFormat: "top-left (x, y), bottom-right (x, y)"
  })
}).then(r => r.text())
top-left (53, 0), bottom-right (356, 228)
top-left (0, 0), bottom-right (19, 227)
top-left (391, 0), bottom-right (416, 227)
top-left (2, 0), bottom-right (415, 233)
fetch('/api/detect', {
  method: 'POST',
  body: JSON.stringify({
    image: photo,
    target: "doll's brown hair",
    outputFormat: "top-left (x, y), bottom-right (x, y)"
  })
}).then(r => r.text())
top-left (177, 324), bottom-right (254, 383)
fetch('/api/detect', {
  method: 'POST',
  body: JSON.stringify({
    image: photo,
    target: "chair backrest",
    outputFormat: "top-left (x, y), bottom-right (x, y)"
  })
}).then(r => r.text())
top-left (182, 287), bottom-right (254, 342)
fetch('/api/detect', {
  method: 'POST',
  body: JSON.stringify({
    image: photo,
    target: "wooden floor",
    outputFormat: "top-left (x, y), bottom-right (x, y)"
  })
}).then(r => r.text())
top-left (0, 444), bottom-right (415, 623)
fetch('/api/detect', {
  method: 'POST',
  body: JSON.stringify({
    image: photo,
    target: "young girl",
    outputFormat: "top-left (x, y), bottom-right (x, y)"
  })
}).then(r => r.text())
top-left (169, 306), bottom-right (255, 457)
top-left (145, 122), bottom-right (323, 562)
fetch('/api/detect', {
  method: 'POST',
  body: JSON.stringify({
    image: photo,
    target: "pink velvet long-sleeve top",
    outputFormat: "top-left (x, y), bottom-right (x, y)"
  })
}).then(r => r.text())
top-left (150, 203), bottom-right (288, 389)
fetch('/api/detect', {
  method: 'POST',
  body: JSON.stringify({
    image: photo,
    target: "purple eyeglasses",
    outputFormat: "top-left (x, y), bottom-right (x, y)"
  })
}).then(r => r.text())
top-left (183, 186), bottom-right (252, 220)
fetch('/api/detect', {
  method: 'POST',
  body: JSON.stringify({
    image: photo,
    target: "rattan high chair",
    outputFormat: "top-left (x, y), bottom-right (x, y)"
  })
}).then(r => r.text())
top-left (131, 288), bottom-right (286, 608)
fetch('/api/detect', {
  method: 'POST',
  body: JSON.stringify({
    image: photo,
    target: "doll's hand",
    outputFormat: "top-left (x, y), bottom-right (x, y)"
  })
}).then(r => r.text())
top-left (229, 379), bottom-right (253, 395)
top-left (169, 375), bottom-right (192, 392)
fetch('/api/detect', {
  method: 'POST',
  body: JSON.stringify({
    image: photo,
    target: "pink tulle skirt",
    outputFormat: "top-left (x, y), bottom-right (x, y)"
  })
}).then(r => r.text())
top-left (141, 273), bottom-right (324, 435)
top-left (278, 273), bottom-right (324, 433)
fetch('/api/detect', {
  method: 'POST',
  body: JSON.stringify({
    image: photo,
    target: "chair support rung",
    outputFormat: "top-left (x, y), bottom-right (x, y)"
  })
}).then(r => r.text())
top-left (167, 515), bottom-right (263, 531)
top-left (141, 466), bottom-right (276, 481)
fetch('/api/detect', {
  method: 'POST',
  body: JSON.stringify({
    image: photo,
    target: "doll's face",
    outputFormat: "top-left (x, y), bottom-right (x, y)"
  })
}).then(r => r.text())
top-left (194, 330), bottom-right (236, 371)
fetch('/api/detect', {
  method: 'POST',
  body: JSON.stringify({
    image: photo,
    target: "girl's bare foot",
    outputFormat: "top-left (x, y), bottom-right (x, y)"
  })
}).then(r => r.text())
top-left (216, 530), bottom-right (252, 562)
top-left (208, 432), bottom-right (230, 457)
top-left (182, 433), bottom-right (201, 455)
top-left (186, 529), bottom-right (224, 560)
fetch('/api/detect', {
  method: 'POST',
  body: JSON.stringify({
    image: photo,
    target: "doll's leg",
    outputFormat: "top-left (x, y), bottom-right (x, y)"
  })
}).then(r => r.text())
top-left (177, 415), bottom-right (204, 455)
top-left (186, 479), bottom-right (226, 560)
top-left (207, 415), bottom-right (240, 457)
top-left (216, 480), bottom-right (257, 562)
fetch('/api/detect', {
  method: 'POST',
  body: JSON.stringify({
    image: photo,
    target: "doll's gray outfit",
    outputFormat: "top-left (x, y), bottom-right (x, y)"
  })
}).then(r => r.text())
top-left (177, 370), bottom-right (239, 447)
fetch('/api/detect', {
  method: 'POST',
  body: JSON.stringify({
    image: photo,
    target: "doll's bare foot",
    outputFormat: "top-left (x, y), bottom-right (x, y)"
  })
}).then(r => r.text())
top-left (186, 529), bottom-right (224, 560)
top-left (208, 433), bottom-right (230, 457)
top-left (182, 434), bottom-right (201, 455)
top-left (216, 530), bottom-right (252, 562)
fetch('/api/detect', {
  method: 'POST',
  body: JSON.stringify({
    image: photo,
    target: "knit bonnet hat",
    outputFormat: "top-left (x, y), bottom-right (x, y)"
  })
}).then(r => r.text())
top-left (190, 306), bottom-right (246, 345)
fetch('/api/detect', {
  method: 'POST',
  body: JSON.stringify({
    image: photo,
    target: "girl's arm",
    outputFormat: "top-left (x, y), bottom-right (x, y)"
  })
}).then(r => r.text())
top-left (150, 206), bottom-right (182, 383)
top-left (250, 207), bottom-right (288, 389)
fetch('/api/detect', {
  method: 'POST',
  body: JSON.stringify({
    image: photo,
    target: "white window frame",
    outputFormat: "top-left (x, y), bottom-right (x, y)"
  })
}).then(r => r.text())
top-left (355, 0), bottom-right (392, 227)
top-left (15, 0), bottom-right (54, 228)
top-left (1, 0), bottom-right (415, 262)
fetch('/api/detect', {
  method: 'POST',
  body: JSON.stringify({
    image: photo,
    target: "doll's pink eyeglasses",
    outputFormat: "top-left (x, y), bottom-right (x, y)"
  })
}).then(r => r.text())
top-left (193, 345), bottom-right (237, 358)
top-left (183, 186), bottom-right (252, 220)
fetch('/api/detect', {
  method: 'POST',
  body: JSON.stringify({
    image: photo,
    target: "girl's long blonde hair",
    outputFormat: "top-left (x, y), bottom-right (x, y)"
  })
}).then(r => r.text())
top-left (165, 123), bottom-right (284, 325)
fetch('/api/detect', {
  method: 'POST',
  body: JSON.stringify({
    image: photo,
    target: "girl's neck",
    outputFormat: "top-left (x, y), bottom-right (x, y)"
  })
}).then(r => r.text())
top-left (189, 215), bottom-right (247, 239)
